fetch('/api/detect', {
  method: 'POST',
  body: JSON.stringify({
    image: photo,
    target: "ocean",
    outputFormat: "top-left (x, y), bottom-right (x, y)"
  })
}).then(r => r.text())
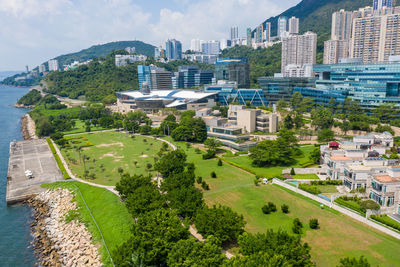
top-left (0, 85), bottom-right (36, 266)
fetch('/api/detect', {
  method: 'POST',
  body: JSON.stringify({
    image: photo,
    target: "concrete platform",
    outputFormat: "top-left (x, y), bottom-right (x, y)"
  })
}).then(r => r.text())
top-left (6, 139), bottom-right (64, 204)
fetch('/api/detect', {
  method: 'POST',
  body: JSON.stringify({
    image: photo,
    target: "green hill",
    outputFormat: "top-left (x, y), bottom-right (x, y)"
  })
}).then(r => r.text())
top-left (258, 0), bottom-right (370, 38)
top-left (53, 40), bottom-right (156, 67)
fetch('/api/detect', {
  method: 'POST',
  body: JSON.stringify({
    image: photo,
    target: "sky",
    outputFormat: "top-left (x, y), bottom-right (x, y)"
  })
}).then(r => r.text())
top-left (0, 0), bottom-right (300, 71)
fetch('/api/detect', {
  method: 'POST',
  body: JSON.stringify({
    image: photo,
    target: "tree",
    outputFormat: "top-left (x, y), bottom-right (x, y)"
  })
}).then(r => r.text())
top-left (237, 230), bottom-right (312, 266)
top-left (340, 120), bottom-right (351, 135)
top-left (317, 128), bottom-right (335, 142)
top-left (160, 114), bottom-right (178, 136)
top-left (154, 149), bottom-right (187, 178)
top-left (226, 253), bottom-right (292, 266)
top-left (283, 115), bottom-right (294, 129)
top-left (195, 205), bottom-right (245, 243)
top-left (167, 186), bottom-right (204, 218)
top-left (139, 125), bottom-right (152, 135)
top-left (204, 138), bottom-right (222, 152)
top-left (211, 171), bottom-right (217, 178)
top-left (276, 99), bottom-right (289, 112)
top-left (311, 108), bottom-right (334, 130)
top-left (292, 218), bottom-right (303, 234)
top-left (125, 185), bottom-right (166, 217)
top-left (290, 168), bottom-right (295, 175)
top-left (115, 173), bottom-right (153, 200)
top-left (281, 204), bottom-right (289, 214)
top-left (309, 218), bottom-right (319, 229)
top-left (167, 238), bottom-right (226, 267)
top-left (337, 256), bottom-right (371, 267)
top-left (294, 114), bottom-right (304, 129)
top-left (171, 117), bottom-right (207, 143)
top-left (113, 209), bottom-right (189, 266)
top-left (290, 92), bottom-right (303, 110)
top-left (309, 145), bottom-right (321, 164)
top-left (217, 159), bottom-right (223, 166)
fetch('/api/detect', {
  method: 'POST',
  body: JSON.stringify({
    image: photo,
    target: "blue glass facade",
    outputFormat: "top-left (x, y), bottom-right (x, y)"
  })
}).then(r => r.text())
top-left (138, 65), bottom-right (151, 90)
top-left (215, 58), bottom-right (250, 88)
top-left (293, 87), bottom-right (348, 105)
top-left (313, 62), bottom-right (400, 108)
top-left (204, 84), bottom-right (268, 107)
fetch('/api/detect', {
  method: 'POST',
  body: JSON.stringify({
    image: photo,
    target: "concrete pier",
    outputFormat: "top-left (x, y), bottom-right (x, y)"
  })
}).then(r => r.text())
top-left (6, 139), bottom-right (64, 204)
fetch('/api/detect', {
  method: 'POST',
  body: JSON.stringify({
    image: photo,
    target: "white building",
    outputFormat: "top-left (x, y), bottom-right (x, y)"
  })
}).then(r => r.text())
top-left (277, 17), bottom-right (288, 40)
top-left (288, 16), bottom-right (299, 35)
top-left (48, 59), bottom-right (59, 72)
top-left (183, 54), bottom-right (217, 64)
top-left (115, 55), bottom-right (147, 67)
top-left (125, 47), bottom-right (136, 54)
top-left (201, 40), bottom-right (220, 55)
top-left (38, 64), bottom-right (46, 73)
top-left (190, 39), bottom-right (203, 52)
top-left (281, 32), bottom-right (317, 77)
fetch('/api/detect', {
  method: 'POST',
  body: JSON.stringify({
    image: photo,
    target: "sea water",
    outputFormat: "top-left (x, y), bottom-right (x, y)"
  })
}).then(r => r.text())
top-left (0, 85), bottom-right (36, 266)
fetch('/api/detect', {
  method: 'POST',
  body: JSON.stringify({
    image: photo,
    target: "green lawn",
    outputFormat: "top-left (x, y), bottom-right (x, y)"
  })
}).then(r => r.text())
top-left (32, 106), bottom-right (83, 117)
top-left (317, 184), bottom-right (339, 194)
top-left (43, 181), bottom-right (132, 266)
top-left (63, 119), bottom-right (108, 135)
top-left (160, 139), bottom-right (400, 266)
top-left (222, 146), bottom-right (315, 178)
top-left (59, 132), bottom-right (164, 185)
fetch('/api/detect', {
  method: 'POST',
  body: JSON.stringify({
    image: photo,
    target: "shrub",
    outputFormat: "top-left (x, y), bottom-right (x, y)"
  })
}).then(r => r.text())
top-left (211, 171), bottom-right (217, 178)
top-left (299, 184), bottom-right (321, 195)
top-left (202, 150), bottom-right (216, 160)
top-left (290, 168), bottom-right (295, 175)
top-left (281, 204), bottom-right (289, 214)
top-left (292, 218), bottom-right (303, 234)
top-left (196, 176), bottom-right (203, 184)
top-left (370, 215), bottom-right (400, 231)
top-left (117, 167), bottom-right (124, 174)
top-left (309, 218), bottom-right (319, 229)
top-left (254, 178), bottom-right (259, 186)
top-left (267, 202), bottom-right (277, 212)
top-left (334, 197), bottom-right (365, 215)
top-left (360, 200), bottom-right (380, 211)
top-left (310, 180), bottom-right (342, 186)
top-left (262, 205), bottom-right (271, 214)
top-left (201, 181), bottom-right (210, 190)
top-left (217, 159), bottom-right (223, 166)
top-left (195, 148), bottom-right (201, 154)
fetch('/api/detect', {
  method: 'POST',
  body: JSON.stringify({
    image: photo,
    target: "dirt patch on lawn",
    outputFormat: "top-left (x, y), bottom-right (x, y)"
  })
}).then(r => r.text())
top-left (97, 142), bottom-right (124, 148)
top-left (140, 154), bottom-right (149, 158)
top-left (100, 153), bottom-right (124, 160)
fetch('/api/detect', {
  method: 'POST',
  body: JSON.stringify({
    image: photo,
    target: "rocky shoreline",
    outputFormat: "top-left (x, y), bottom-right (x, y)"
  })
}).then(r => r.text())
top-left (21, 114), bottom-right (38, 140)
top-left (27, 189), bottom-right (101, 266)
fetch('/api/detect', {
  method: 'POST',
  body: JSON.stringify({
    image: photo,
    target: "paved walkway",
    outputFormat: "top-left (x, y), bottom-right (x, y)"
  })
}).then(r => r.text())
top-left (272, 179), bottom-right (400, 240)
top-left (50, 135), bottom-right (236, 256)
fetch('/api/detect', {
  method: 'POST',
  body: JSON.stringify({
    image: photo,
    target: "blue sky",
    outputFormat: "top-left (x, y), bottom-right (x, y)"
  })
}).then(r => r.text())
top-left (0, 0), bottom-right (300, 71)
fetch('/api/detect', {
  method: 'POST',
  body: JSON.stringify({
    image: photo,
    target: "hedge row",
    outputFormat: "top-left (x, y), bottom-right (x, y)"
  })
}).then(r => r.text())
top-left (334, 198), bottom-right (365, 215)
top-left (310, 180), bottom-right (342, 186)
top-left (47, 138), bottom-right (70, 179)
top-left (370, 215), bottom-right (400, 232)
top-left (299, 184), bottom-right (321, 195)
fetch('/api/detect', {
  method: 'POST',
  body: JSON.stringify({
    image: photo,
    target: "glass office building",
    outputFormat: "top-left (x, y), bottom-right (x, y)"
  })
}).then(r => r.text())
top-left (215, 58), bottom-right (250, 88)
top-left (258, 76), bottom-right (316, 105)
top-left (312, 62), bottom-right (400, 108)
top-left (204, 84), bottom-right (268, 107)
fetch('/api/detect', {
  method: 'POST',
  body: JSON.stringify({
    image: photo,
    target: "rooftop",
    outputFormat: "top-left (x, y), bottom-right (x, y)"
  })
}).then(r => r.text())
top-left (375, 175), bottom-right (400, 183)
top-left (330, 156), bottom-right (351, 161)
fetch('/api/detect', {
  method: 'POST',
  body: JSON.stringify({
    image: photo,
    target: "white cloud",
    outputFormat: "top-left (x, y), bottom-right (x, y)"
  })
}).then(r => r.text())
top-left (0, 0), bottom-right (299, 70)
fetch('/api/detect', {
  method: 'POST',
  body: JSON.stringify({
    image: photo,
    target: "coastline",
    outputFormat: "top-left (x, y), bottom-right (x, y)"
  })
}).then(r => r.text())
top-left (27, 189), bottom-right (101, 266)
top-left (21, 114), bottom-right (38, 140)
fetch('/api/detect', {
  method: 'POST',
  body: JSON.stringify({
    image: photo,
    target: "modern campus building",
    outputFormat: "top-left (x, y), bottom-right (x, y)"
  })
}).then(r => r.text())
top-left (116, 89), bottom-right (217, 113)
top-left (165, 39), bottom-right (182, 60)
top-left (307, 61), bottom-right (400, 108)
top-left (138, 65), bottom-right (172, 90)
top-left (204, 82), bottom-right (268, 107)
top-left (183, 54), bottom-right (217, 65)
top-left (215, 57), bottom-right (250, 88)
top-left (281, 32), bottom-right (317, 77)
top-left (172, 66), bottom-right (214, 89)
top-left (258, 76), bottom-right (316, 105)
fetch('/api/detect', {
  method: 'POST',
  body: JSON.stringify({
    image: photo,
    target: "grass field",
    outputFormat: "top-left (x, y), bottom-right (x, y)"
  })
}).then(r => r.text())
top-left (46, 138), bottom-right (70, 179)
top-left (63, 119), bottom-right (108, 135)
top-left (159, 140), bottom-right (400, 266)
top-left (59, 132), bottom-right (164, 185)
top-left (43, 181), bottom-right (132, 266)
top-left (222, 146), bottom-right (315, 178)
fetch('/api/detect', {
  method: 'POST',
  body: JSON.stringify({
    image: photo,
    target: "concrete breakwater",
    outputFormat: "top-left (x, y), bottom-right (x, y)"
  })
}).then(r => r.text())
top-left (28, 189), bottom-right (101, 266)
top-left (21, 114), bottom-right (37, 140)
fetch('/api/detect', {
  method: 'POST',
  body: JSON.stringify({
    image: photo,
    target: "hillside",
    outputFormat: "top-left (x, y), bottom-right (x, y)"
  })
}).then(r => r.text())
top-left (53, 40), bottom-right (156, 67)
top-left (258, 0), bottom-right (370, 38)
top-left (44, 50), bottom-right (214, 103)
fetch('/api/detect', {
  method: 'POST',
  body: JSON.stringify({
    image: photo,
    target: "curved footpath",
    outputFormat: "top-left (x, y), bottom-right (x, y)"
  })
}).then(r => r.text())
top-left (272, 179), bottom-right (400, 240)
top-left (51, 134), bottom-right (233, 258)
